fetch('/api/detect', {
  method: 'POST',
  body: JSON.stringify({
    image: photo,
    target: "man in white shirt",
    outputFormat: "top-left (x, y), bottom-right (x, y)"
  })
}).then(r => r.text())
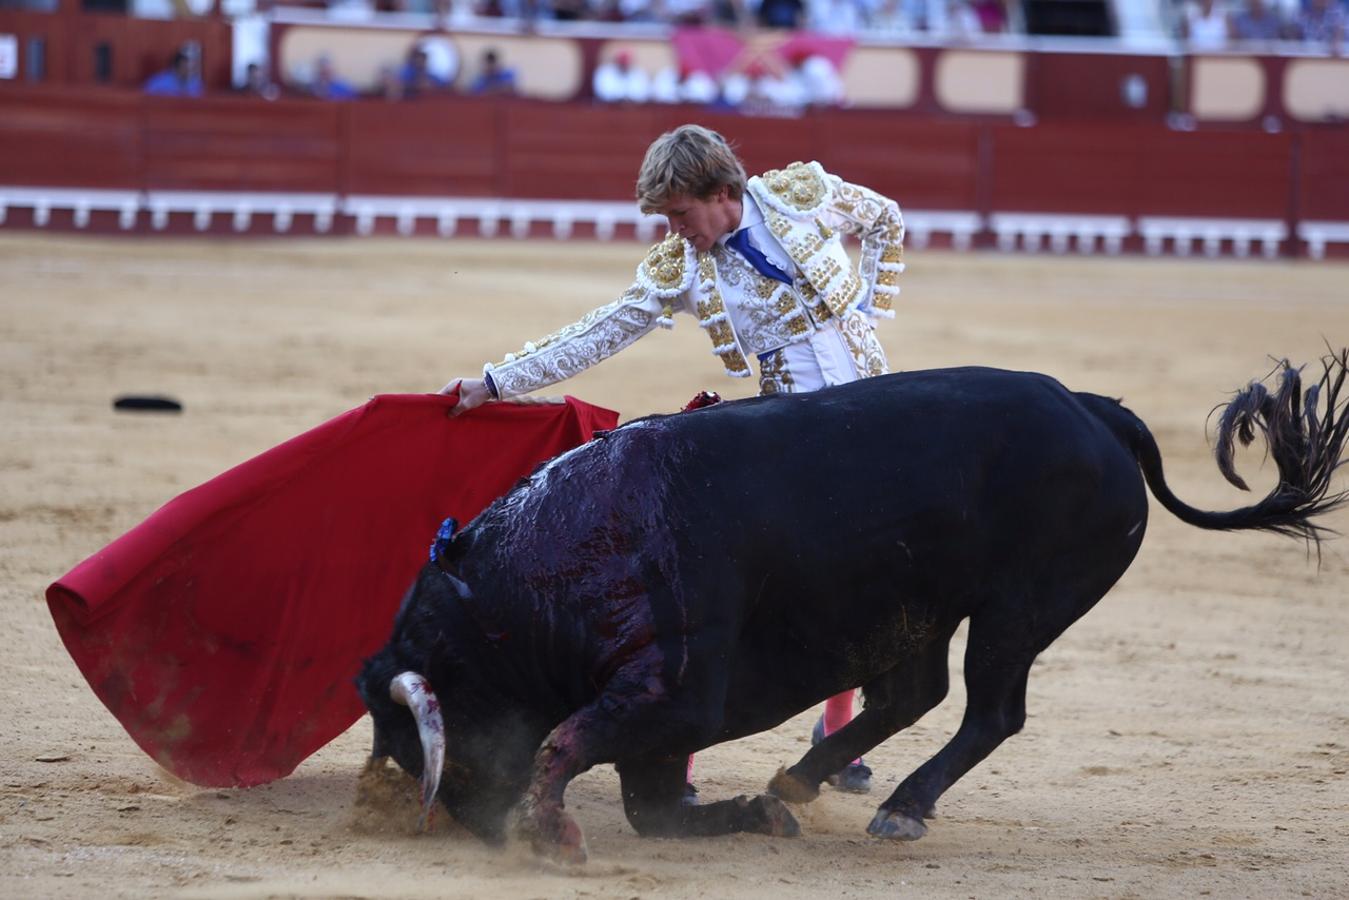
top-left (445, 123), bottom-right (906, 796)
top-left (592, 50), bottom-right (652, 103)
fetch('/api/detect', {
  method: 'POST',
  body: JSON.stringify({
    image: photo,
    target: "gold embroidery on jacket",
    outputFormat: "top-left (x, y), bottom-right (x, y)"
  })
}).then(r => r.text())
top-left (695, 254), bottom-right (751, 377)
top-left (836, 310), bottom-right (890, 379)
top-left (638, 233), bottom-right (692, 294)
top-left (709, 245), bottom-right (812, 358)
top-left (757, 349), bottom-right (796, 395)
top-left (760, 162), bottom-right (828, 214)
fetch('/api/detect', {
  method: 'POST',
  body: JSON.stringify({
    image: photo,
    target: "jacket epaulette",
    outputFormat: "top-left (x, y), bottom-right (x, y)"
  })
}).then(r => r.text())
top-left (636, 233), bottom-right (697, 297)
top-left (752, 161), bottom-right (832, 219)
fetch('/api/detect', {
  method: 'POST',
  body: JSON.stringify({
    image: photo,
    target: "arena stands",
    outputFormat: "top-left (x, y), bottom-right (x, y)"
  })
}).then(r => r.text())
top-left (0, 0), bottom-right (1346, 256)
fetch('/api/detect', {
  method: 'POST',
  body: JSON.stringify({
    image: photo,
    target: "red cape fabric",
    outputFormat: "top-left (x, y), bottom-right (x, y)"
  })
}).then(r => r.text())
top-left (46, 394), bottom-right (618, 788)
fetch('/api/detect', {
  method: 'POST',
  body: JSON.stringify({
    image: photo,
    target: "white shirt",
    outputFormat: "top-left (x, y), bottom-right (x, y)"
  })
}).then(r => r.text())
top-left (1186, 3), bottom-right (1230, 48)
top-left (593, 63), bottom-right (651, 103)
top-left (717, 193), bottom-right (797, 281)
top-left (714, 195), bottom-right (865, 386)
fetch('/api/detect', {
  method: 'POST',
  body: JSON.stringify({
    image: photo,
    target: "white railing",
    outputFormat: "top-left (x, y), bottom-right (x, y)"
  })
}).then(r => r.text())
top-left (3, 185), bottom-right (1345, 259)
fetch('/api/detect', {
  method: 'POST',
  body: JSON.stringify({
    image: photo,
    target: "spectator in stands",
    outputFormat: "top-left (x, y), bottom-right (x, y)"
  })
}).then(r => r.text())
top-left (472, 0), bottom-right (516, 16)
top-left (591, 0), bottom-right (626, 20)
top-left (1231, 0), bottom-right (1290, 40)
top-left (794, 54), bottom-right (845, 106)
top-left (654, 64), bottom-right (725, 105)
top-left (593, 50), bottom-right (652, 103)
top-left (681, 67), bottom-right (721, 104)
top-left (710, 0), bottom-right (751, 25)
top-left (808, 0), bottom-right (867, 33)
top-left (239, 62), bottom-right (280, 101)
top-left (1296, 0), bottom-right (1346, 50)
top-left (400, 46), bottom-right (451, 98)
top-left (738, 60), bottom-right (804, 115)
top-left (717, 69), bottom-right (752, 109)
top-left (651, 65), bottom-right (682, 103)
top-left (598, 0), bottom-right (663, 21)
top-left (310, 55), bottom-right (359, 101)
top-left (144, 49), bottom-right (203, 98)
top-left (550, 0), bottom-right (588, 18)
top-left (969, 0), bottom-right (1009, 31)
top-left (1181, 0), bottom-right (1231, 48)
top-left (378, 64), bottom-right (404, 101)
top-left (757, 0), bottom-right (806, 28)
top-left (469, 49), bottom-right (519, 95)
top-left (664, 0), bottom-right (714, 24)
top-left (943, 0), bottom-right (986, 37)
top-left (866, 0), bottom-right (926, 34)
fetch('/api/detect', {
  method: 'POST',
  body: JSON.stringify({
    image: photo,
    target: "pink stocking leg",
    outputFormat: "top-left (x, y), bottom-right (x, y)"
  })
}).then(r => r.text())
top-left (822, 690), bottom-right (861, 765)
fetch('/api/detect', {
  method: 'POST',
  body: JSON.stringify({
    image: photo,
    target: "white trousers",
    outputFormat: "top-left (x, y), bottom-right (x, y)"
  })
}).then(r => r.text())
top-left (757, 317), bottom-right (878, 395)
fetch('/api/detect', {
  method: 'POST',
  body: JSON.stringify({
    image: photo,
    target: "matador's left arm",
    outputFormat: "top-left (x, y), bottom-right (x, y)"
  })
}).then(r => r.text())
top-left (819, 176), bottom-right (905, 319)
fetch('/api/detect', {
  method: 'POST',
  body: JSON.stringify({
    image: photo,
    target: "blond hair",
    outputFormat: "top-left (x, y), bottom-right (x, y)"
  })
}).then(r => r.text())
top-left (635, 124), bottom-right (747, 214)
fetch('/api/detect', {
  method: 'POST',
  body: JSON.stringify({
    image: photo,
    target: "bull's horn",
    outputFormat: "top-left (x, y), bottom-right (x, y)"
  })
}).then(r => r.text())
top-left (389, 671), bottom-right (445, 832)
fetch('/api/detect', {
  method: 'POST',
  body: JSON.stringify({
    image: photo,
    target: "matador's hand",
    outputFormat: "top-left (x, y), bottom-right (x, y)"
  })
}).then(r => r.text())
top-left (440, 378), bottom-right (494, 417)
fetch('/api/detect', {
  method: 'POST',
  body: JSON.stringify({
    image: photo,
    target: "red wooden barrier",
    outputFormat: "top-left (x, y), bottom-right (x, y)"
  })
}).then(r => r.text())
top-left (1297, 127), bottom-right (1349, 223)
top-left (1, 87), bottom-right (1345, 248)
top-left (344, 99), bottom-right (502, 197)
top-left (0, 86), bottom-right (143, 188)
top-left (1025, 53), bottom-right (1172, 122)
top-left (815, 114), bottom-right (981, 212)
top-left (141, 95), bottom-right (341, 192)
top-left (987, 123), bottom-right (1294, 219)
top-left (1133, 128), bottom-right (1291, 219)
top-left (502, 102), bottom-right (659, 200)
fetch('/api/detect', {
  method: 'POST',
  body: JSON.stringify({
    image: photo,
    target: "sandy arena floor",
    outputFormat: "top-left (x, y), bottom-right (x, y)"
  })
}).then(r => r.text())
top-left (1, 234), bottom-right (1347, 898)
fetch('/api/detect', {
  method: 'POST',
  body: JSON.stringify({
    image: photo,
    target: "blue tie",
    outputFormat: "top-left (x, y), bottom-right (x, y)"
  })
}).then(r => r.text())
top-left (726, 228), bottom-right (793, 285)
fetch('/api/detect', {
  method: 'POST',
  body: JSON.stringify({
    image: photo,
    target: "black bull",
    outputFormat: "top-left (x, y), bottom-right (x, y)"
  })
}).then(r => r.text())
top-left (358, 359), bottom-right (1347, 862)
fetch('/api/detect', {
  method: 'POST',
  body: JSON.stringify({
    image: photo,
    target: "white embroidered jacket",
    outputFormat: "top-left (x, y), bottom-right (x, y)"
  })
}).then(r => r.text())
top-left (485, 161), bottom-right (905, 399)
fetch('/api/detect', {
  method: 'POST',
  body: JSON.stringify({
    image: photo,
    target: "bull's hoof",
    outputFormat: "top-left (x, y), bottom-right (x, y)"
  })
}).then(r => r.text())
top-left (512, 804), bottom-right (589, 865)
top-left (743, 794), bottom-right (801, 838)
top-left (866, 808), bottom-right (928, 841)
top-left (767, 766), bottom-right (820, 804)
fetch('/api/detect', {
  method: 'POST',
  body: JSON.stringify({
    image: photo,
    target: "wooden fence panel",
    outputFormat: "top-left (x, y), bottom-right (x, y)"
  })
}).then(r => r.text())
top-left (987, 123), bottom-right (1146, 215)
top-left (501, 102), bottom-right (658, 200)
top-left (1133, 128), bottom-right (1291, 218)
top-left (141, 96), bottom-right (342, 192)
top-left (0, 87), bottom-right (142, 188)
top-left (817, 113), bottom-right (980, 211)
top-left (988, 123), bottom-right (1292, 219)
top-left (1297, 128), bottom-right (1349, 222)
top-left (0, 87), bottom-right (1336, 244)
top-left (344, 99), bottom-right (500, 197)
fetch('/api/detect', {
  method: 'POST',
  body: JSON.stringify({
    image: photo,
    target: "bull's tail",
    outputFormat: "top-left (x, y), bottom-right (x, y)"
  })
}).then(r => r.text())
top-left (1081, 349), bottom-right (1349, 547)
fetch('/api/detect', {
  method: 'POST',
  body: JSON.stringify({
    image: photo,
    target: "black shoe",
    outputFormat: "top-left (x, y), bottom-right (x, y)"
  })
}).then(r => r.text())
top-left (681, 782), bottom-right (700, 806)
top-left (833, 761), bottom-right (872, 794)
